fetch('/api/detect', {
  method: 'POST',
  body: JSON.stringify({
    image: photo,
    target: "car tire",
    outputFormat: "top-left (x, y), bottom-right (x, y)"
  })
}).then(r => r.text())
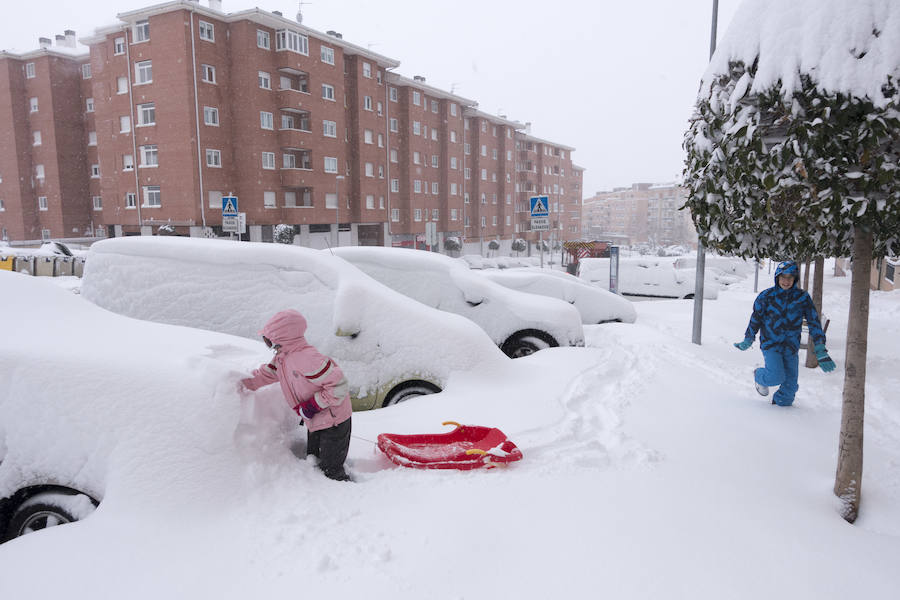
top-left (683, 293), bottom-right (695, 299)
top-left (382, 380), bottom-right (442, 407)
top-left (501, 329), bottom-right (558, 359)
top-left (4, 491), bottom-right (90, 542)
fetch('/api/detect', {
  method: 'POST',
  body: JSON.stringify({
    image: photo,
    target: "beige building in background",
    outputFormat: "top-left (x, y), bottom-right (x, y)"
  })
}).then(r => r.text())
top-left (582, 182), bottom-right (696, 249)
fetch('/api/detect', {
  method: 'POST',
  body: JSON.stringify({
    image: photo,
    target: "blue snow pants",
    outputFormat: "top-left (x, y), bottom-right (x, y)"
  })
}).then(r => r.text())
top-left (755, 348), bottom-right (799, 406)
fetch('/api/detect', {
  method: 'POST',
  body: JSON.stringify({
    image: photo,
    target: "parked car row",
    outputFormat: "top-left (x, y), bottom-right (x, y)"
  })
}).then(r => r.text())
top-left (577, 257), bottom-right (720, 299)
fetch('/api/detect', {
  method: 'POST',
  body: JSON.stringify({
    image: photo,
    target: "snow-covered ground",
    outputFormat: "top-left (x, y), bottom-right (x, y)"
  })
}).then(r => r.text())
top-left (1, 262), bottom-right (898, 598)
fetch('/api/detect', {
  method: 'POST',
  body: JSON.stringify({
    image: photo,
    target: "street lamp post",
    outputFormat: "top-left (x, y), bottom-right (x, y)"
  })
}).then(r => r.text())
top-left (335, 175), bottom-right (344, 247)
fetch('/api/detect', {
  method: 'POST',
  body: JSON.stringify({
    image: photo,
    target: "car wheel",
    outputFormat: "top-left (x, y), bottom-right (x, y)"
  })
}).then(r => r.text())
top-left (501, 329), bottom-right (558, 359)
top-left (4, 491), bottom-right (92, 542)
top-left (382, 380), bottom-right (442, 407)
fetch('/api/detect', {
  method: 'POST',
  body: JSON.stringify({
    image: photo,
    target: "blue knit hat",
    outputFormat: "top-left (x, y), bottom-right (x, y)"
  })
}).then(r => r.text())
top-left (775, 261), bottom-right (799, 278)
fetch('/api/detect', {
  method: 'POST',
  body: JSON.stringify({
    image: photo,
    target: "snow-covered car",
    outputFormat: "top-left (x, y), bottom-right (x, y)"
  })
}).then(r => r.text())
top-left (0, 271), bottom-right (266, 543)
top-left (578, 257), bottom-right (719, 300)
top-left (331, 247), bottom-right (585, 357)
top-left (81, 237), bottom-right (505, 409)
top-left (674, 255), bottom-right (754, 286)
top-left (477, 267), bottom-right (637, 324)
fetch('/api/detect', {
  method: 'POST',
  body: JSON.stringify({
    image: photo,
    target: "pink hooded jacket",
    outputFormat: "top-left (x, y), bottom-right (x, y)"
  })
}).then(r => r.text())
top-left (241, 310), bottom-right (352, 432)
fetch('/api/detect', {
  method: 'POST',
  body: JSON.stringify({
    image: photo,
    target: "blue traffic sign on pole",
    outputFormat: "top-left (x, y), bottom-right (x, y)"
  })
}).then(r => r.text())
top-left (222, 196), bottom-right (238, 217)
top-left (529, 195), bottom-right (549, 218)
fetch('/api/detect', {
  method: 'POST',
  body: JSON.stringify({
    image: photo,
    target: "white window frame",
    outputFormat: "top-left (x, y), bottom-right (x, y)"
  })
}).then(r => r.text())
top-left (135, 60), bottom-right (152, 85)
top-left (133, 20), bottom-right (150, 43)
top-left (25, 63), bottom-right (35, 79)
top-left (389, 118), bottom-right (398, 133)
top-left (38, 196), bottom-right (48, 211)
top-left (201, 64), bottom-right (216, 84)
top-left (114, 37), bottom-right (126, 55)
top-left (142, 185), bottom-right (161, 208)
top-left (32, 131), bottom-right (41, 146)
top-left (88, 131), bottom-right (97, 146)
top-left (82, 63), bottom-right (92, 79)
top-left (117, 76), bottom-right (128, 94)
top-left (432, 182), bottom-right (439, 195)
top-left (123, 154), bottom-right (134, 171)
top-left (208, 190), bottom-right (223, 210)
top-left (140, 145), bottom-right (158, 167)
top-left (90, 164), bottom-right (100, 178)
top-left (364, 129), bottom-right (374, 144)
top-left (323, 120), bottom-right (337, 137)
top-left (125, 192), bottom-right (136, 209)
top-left (119, 115), bottom-right (131, 133)
top-left (275, 29), bottom-right (309, 55)
top-left (321, 83), bottom-right (335, 101)
top-left (204, 106), bottom-right (219, 126)
top-left (258, 71), bottom-right (271, 90)
top-left (198, 20), bottom-right (215, 42)
top-left (260, 111), bottom-right (274, 130)
top-left (412, 91), bottom-right (421, 106)
top-left (93, 196), bottom-right (103, 211)
top-left (389, 87), bottom-right (398, 102)
top-left (323, 156), bottom-right (338, 174)
top-left (390, 179), bottom-right (399, 193)
top-left (414, 208), bottom-right (422, 221)
top-left (366, 194), bottom-right (375, 209)
top-left (391, 208), bottom-right (399, 222)
top-left (257, 29), bottom-right (270, 50)
top-left (364, 95), bottom-right (373, 111)
top-left (362, 62), bottom-right (372, 78)
top-left (261, 151), bottom-right (275, 170)
top-left (263, 191), bottom-right (276, 208)
top-left (206, 149), bottom-right (222, 168)
top-left (86, 98), bottom-right (95, 113)
top-left (29, 97), bottom-right (38, 113)
top-left (35, 165), bottom-right (45, 179)
top-left (137, 103), bottom-right (155, 126)
top-left (365, 163), bottom-right (374, 177)
top-left (320, 45), bottom-right (334, 65)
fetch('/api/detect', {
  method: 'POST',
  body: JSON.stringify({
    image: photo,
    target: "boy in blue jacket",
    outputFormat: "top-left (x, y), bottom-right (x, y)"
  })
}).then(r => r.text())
top-left (734, 261), bottom-right (836, 406)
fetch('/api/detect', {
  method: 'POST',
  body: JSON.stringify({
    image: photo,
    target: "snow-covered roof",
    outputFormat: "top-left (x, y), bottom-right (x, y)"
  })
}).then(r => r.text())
top-left (461, 107), bottom-right (525, 129)
top-left (385, 72), bottom-right (477, 106)
top-left (704, 0), bottom-right (900, 107)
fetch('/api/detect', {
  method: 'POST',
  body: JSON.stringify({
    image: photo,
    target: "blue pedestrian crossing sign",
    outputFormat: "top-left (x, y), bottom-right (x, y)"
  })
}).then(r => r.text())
top-left (529, 195), bottom-right (549, 218)
top-left (222, 196), bottom-right (238, 217)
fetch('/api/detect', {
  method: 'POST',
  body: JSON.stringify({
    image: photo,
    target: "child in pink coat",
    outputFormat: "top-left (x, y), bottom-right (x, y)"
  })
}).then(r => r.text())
top-left (242, 309), bottom-right (353, 481)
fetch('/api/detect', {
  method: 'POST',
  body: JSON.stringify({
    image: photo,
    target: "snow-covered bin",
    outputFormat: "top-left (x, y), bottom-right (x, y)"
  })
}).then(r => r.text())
top-left (54, 256), bottom-right (74, 277)
top-left (14, 256), bottom-right (35, 276)
top-left (73, 256), bottom-right (86, 277)
top-left (34, 256), bottom-right (54, 277)
top-left (0, 256), bottom-right (13, 271)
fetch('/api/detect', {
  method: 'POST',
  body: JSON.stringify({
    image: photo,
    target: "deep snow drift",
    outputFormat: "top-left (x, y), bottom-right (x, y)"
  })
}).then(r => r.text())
top-left (1, 261), bottom-right (898, 599)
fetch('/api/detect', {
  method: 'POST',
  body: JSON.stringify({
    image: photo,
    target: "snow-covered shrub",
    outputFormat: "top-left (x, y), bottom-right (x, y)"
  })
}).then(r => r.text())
top-left (274, 224), bottom-right (296, 245)
top-left (488, 240), bottom-right (500, 250)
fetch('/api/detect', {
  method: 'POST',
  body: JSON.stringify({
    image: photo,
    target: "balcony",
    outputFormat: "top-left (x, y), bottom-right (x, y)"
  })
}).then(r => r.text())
top-left (280, 168), bottom-right (314, 188)
top-left (278, 127), bottom-right (311, 149)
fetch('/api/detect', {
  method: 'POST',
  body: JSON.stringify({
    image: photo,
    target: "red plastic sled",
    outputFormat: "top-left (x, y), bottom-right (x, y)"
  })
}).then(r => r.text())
top-left (377, 421), bottom-right (523, 470)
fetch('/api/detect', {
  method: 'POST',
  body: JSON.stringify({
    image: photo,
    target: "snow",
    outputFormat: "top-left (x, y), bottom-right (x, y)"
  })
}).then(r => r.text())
top-left (578, 256), bottom-right (721, 299)
top-left (331, 246), bottom-right (585, 349)
top-left (704, 0), bottom-right (900, 106)
top-left (79, 237), bottom-right (505, 407)
top-left (2, 259), bottom-right (900, 599)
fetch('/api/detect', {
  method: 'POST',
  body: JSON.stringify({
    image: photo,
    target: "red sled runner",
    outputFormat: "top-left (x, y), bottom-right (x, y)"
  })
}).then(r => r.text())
top-left (377, 421), bottom-right (523, 470)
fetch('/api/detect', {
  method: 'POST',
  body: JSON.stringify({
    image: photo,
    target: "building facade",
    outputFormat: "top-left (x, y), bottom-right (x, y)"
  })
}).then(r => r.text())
top-left (0, 0), bottom-right (583, 253)
top-left (582, 182), bottom-right (697, 249)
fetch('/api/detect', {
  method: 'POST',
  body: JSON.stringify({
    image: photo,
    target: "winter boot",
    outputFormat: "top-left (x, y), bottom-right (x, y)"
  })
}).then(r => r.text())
top-left (754, 371), bottom-right (769, 397)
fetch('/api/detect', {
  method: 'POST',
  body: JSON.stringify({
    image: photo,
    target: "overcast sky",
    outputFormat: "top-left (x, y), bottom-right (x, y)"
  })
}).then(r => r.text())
top-left (3, 0), bottom-right (741, 197)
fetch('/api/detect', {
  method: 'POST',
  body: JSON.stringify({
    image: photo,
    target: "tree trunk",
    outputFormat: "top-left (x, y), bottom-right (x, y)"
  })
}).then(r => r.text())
top-left (802, 258), bottom-right (811, 290)
top-left (834, 229), bottom-right (873, 523)
top-left (805, 256), bottom-right (825, 368)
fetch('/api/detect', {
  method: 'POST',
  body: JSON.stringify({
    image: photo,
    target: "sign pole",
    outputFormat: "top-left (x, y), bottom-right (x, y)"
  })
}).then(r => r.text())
top-left (540, 232), bottom-right (544, 269)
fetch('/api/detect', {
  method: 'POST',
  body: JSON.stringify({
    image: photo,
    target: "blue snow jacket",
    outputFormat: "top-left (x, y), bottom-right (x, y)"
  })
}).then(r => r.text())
top-left (743, 262), bottom-right (826, 354)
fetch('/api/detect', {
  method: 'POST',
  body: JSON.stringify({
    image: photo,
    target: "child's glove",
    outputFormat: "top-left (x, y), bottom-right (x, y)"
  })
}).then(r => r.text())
top-left (734, 338), bottom-right (753, 351)
top-left (297, 397), bottom-right (322, 421)
top-left (814, 344), bottom-right (836, 372)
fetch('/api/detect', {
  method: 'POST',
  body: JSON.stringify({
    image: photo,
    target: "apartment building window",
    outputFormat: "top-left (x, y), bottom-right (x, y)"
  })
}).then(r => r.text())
top-left (143, 185), bottom-right (161, 207)
top-left (258, 71), bottom-right (271, 89)
top-left (492, 149), bottom-right (498, 160)
top-left (464, 143), bottom-right (470, 155)
top-left (204, 106), bottom-right (219, 126)
top-left (363, 95), bottom-right (373, 111)
top-left (507, 150), bottom-right (512, 161)
top-left (377, 133), bottom-right (384, 147)
top-left (136, 103), bottom-right (155, 126)
top-left (324, 157), bottom-right (338, 173)
top-left (506, 193), bottom-right (511, 204)
top-left (481, 193), bottom-right (486, 204)
top-left (257, 29), bottom-right (270, 49)
top-left (90, 164), bottom-right (100, 178)
top-left (321, 83), bottom-right (335, 101)
top-left (25, 63), bottom-right (35, 78)
top-left (432, 183), bottom-right (439, 195)
top-left (431, 155), bottom-right (439, 168)
top-left (199, 21), bottom-right (215, 42)
top-left (389, 118), bottom-right (398, 132)
top-left (481, 145), bottom-right (487, 157)
top-left (260, 111), bottom-right (274, 130)
top-left (412, 91), bottom-right (421, 106)
top-left (320, 46), bottom-right (334, 64)
top-left (464, 193), bottom-right (470, 204)
top-left (263, 191), bottom-right (276, 208)
top-left (114, 37), bottom-right (125, 55)
top-left (119, 116), bottom-right (131, 133)
top-left (413, 152), bottom-right (420, 165)
top-left (116, 76), bottom-right (128, 94)
top-left (363, 129), bottom-right (374, 144)
top-left (86, 98), bottom-right (95, 113)
top-left (390, 149), bottom-right (398, 163)
top-left (204, 149), bottom-right (221, 168)
top-left (365, 163), bottom-right (374, 177)
top-left (276, 29), bottom-right (309, 55)
top-left (389, 87), bottom-right (398, 102)
top-left (207, 190), bottom-right (223, 209)
top-left (464, 168), bottom-right (471, 180)
top-left (450, 183), bottom-right (457, 195)
top-left (506, 215), bottom-right (511, 226)
top-left (135, 60), bottom-right (152, 84)
top-left (323, 120), bottom-right (337, 137)
top-left (125, 192), bottom-right (136, 208)
top-left (32, 131), bottom-right (41, 146)
top-left (450, 157), bottom-right (457, 169)
top-left (82, 64), bottom-right (92, 79)
top-left (261, 151), bottom-right (275, 170)
top-left (391, 208), bottom-right (399, 221)
top-left (324, 193), bottom-right (337, 209)
top-left (492, 193), bottom-right (497, 203)
top-left (481, 122), bottom-right (487, 133)
top-left (449, 130), bottom-right (457, 143)
top-left (414, 209), bottom-right (422, 221)
top-left (134, 20), bottom-right (150, 43)
top-left (37, 196), bottom-right (48, 211)
top-left (29, 97), bottom-right (38, 113)
top-left (492, 173), bottom-right (497, 182)
top-left (88, 132), bottom-right (97, 146)
top-left (378, 165), bottom-right (384, 178)
top-left (390, 179), bottom-right (399, 192)
top-left (93, 196), bottom-right (102, 211)
top-left (464, 119), bottom-right (469, 130)
top-left (431, 129), bottom-right (438, 141)
top-left (123, 154), bottom-right (134, 171)
top-left (481, 216), bottom-right (486, 228)
top-left (414, 180), bottom-right (421, 193)
top-left (413, 121), bottom-right (421, 135)
top-left (362, 62), bottom-right (372, 78)
top-left (377, 101), bottom-right (383, 116)
top-left (451, 208), bottom-right (458, 220)
top-left (140, 145), bottom-right (158, 167)
top-left (366, 194), bottom-right (374, 209)
top-left (481, 169), bottom-right (487, 181)
top-left (201, 64), bottom-right (216, 84)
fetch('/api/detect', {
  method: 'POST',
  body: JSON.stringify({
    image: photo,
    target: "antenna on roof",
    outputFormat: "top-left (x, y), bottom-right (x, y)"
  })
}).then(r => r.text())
top-left (297, 0), bottom-right (312, 24)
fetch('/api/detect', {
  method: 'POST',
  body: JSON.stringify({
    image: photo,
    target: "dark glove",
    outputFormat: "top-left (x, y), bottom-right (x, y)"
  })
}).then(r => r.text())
top-left (297, 397), bottom-right (322, 420)
top-left (734, 338), bottom-right (753, 351)
top-left (814, 344), bottom-right (836, 372)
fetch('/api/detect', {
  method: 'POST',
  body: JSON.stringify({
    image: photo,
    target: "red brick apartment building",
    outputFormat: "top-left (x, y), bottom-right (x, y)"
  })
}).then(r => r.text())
top-left (0, 0), bottom-right (582, 254)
